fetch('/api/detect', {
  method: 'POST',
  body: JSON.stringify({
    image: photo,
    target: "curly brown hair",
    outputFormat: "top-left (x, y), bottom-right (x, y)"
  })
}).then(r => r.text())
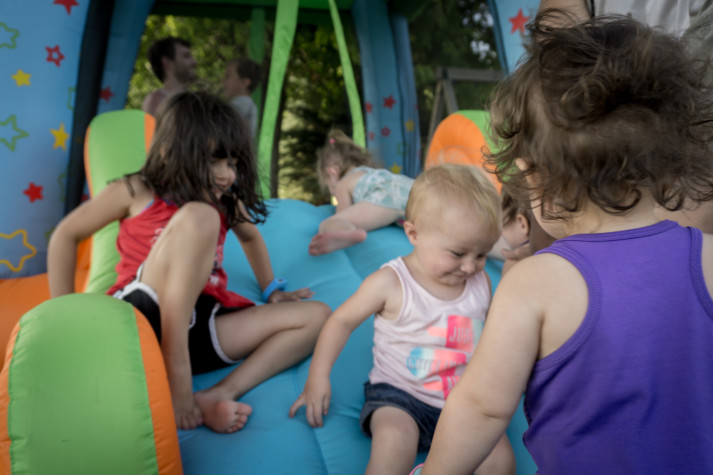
top-left (140, 90), bottom-right (267, 227)
top-left (487, 10), bottom-right (713, 219)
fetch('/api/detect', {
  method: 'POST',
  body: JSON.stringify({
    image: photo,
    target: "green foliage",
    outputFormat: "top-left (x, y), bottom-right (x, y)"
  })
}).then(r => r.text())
top-left (126, 0), bottom-right (498, 204)
top-left (410, 0), bottom-right (500, 138)
top-left (279, 23), bottom-right (361, 204)
top-left (126, 14), bottom-right (266, 110)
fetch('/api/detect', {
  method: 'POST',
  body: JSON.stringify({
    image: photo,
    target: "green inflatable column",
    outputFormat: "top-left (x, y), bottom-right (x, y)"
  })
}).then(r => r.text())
top-left (327, 0), bottom-right (365, 147)
top-left (257, 0), bottom-right (298, 197)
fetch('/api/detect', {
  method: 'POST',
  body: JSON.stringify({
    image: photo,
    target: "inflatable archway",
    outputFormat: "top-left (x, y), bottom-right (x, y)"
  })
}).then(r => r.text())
top-left (0, 0), bottom-right (442, 282)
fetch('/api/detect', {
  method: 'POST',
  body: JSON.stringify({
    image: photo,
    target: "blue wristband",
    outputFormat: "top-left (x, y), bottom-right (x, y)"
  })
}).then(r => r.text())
top-left (262, 278), bottom-right (287, 302)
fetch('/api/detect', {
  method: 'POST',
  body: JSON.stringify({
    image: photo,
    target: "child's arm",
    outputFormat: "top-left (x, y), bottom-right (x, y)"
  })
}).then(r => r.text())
top-left (48, 179), bottom-right (132, 297)
top-left (422, 252), bottom-right (584, 473)
top-left (332, 177), bottom-right (354, 213)
top-left (421, 256), bottom-right (547, 474)
top-left (232, 204), bottom-right (312, 302)
top-left (538, 0), bottom-right (589, 18)
top-left (288, 266), bottom-right (397, 427)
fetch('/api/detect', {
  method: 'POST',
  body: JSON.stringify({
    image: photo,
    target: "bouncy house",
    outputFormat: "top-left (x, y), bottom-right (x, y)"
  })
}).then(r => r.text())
top-left (0, 0), bottom-right (540, 473)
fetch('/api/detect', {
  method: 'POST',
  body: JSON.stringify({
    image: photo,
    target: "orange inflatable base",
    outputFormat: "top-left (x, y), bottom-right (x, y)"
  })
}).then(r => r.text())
top-left (0, 239), bottom-right (90, 369)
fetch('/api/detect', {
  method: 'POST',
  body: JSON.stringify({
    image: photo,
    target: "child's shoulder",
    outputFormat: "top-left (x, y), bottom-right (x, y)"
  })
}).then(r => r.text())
top-left (113, 174), bottom-right (153, 217)
top-left (501, 252), bottom-right (583, 302)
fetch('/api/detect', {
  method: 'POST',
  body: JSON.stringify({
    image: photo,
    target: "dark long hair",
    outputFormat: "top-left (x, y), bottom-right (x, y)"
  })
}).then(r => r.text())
top-left (488, 10), bottom-right (713, 218)
top-left (141, 90), bottom-right (267, 226)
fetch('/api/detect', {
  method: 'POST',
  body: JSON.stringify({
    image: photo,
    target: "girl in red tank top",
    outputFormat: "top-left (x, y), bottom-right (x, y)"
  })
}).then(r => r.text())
top-left (49, 91), bottom-right (329, 434)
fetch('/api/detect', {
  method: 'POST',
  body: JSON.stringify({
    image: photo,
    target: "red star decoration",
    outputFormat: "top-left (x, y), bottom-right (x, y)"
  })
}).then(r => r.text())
top-left (23, 183), bottom-right (43, 202)
top-left (381, 127), bottom-right (391, 137)
top-left (509, 8), bottom-right (530, 34)
top-left (365, 102), bottom-right (373, 113)
top-left (368, 131), bottom-right (375, 141)
top-left (54, 0), bottom-right (79, 15)
top-left (46, 45), bottom-right (65, 67)
top-left (383, 95), bottom-right (396, 110)
top-left (99, 86), bottom-right (115, 102)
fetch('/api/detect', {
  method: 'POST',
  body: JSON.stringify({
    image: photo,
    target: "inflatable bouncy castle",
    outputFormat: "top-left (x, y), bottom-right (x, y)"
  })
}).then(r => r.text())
top-left (0, 1), bottom-right (541, 473)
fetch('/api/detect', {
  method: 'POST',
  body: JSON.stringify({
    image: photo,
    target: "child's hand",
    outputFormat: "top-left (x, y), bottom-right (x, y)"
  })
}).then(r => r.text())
top-left (288, 376), bottom-right (331, 427)
top-left (267, 287), bottom-right (314, 303)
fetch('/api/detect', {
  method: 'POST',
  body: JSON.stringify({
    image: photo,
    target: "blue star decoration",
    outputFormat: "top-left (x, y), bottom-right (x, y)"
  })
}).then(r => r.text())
top-left (0, 115), bottom-right (30, 151)
top-left (0, 23), bottom-right (19, 49)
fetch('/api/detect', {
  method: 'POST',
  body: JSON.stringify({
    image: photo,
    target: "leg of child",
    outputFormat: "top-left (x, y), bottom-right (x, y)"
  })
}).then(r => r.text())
top-left (366, 406), bottom-right (420, 475)
top-left (194, 299), bottom-right (330, 433)
top-left (309, 202), bottom-right (403, 255)
top-left (139, 202), bottom-right (221, 431)
top-left (474, 434), bottom-right (516, 475)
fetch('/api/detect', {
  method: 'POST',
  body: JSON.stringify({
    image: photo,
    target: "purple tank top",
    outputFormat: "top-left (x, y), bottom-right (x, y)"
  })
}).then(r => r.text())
top-left (525, 221), bottom-right (713, 474)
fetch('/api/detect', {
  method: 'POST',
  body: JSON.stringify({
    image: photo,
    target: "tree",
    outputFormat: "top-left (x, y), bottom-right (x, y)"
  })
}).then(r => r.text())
top-left (126, 0), bottom-right (498, 204)
top-left (127, 15), bottom-right (261, 110)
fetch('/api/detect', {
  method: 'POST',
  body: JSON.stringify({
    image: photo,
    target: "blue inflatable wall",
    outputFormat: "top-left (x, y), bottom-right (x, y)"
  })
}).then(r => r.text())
top-left (0, 1), bottom-right (89, 278)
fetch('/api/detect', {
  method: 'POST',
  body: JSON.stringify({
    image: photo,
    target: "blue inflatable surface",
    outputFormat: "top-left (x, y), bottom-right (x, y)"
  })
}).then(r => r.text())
top-left (179, 198), bottom-right (536, 474)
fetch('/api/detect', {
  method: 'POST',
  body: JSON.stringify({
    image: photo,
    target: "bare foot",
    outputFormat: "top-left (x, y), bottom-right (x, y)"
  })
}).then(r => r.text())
top-left (308, 229), bottom-right (367, 256)
top-left (173, 393), bottom-right (204, 430)
top-left (195, 390), bottom-right (253, 433)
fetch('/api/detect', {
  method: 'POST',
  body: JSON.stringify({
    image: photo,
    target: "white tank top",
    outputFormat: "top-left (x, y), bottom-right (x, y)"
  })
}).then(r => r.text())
top-left (368, 257), bottom-right (491, 408)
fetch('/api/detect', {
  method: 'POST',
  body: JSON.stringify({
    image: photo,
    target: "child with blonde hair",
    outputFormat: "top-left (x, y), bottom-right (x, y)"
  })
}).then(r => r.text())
top-left (420, 11), bottom-right (713, 474)
top-left (291, 164), bottom-right (515, 475)
top-left (309, 129), bottom-right (415, 256)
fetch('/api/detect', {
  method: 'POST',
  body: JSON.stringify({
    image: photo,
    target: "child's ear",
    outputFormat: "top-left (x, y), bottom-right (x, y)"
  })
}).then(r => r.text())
top-left (403, 220), bottom-right (418, 245)
top-left (517, 213), bottom-right (530, 236)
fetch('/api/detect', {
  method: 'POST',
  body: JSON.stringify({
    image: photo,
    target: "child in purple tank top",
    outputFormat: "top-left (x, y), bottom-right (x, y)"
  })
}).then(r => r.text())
top-left (419, 10), bottom-right (713, 475)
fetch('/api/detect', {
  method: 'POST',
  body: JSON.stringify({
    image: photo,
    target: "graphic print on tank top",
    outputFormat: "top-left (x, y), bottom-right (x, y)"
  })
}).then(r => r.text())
top-left (407, 314), bottom-right (483, 398)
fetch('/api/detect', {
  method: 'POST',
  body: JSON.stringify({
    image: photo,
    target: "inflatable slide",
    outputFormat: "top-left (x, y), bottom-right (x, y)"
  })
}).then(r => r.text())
top-left (0, 110), bottom-right (537, 473)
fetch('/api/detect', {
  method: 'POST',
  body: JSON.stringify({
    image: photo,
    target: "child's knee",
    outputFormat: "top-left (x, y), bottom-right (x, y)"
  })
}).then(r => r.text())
top-left (172, 202), bottom-right (221, 236)
top-left (306, 301), bottom-right (330, 331)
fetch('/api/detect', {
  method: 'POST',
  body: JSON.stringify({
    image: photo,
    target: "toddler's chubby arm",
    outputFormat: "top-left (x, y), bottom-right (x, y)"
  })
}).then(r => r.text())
top-left (48, 178), bottom-right (133, 297)
top-left (421, 256), bottom-right (547, 474)
top-left (422, 252), bottom-right (585, 473)
top-left (232, 202), bottom-right (313, 302)
top-left (289, 266), bottom-right (401, 427)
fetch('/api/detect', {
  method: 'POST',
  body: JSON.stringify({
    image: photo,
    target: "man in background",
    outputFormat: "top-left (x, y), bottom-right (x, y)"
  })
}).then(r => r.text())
top-left (142, 37), bottom-right (197, 116)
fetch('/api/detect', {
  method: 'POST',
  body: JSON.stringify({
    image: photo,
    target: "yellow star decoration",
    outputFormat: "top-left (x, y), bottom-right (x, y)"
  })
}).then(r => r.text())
top-left (0, 229), bottom-right (37, 273)
top-left (389, 163), bottom-right (402, 174)
top-left (11, 69), bottom-right (30, 86)
top-left (405, 119), bottom-right (414, 132)
top-left (51, 122), bottom-right (70, 150)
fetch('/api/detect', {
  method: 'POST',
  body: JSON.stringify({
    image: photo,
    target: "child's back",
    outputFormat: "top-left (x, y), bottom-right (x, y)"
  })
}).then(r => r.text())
top-left (420, 11), bottom-right (713, 474)
top-left (525, 221), bottom-right (713, 472)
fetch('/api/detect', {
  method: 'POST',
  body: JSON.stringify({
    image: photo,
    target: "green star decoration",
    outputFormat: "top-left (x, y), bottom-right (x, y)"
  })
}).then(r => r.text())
top-left (67, 87), bottom-right (76, 111)
top-left (0, 115), bottom-right (29, 151)
top-left (396, 141), bottom-right (410, 157)
top-left (0, 23), bottom-right (19, 49)
top-left (58, 172), bottom-right (66, 203)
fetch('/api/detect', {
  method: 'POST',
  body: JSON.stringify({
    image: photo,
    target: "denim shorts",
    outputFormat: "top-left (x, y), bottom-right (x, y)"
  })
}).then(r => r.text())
top-left (360, 382), bottom-right (442, 452)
